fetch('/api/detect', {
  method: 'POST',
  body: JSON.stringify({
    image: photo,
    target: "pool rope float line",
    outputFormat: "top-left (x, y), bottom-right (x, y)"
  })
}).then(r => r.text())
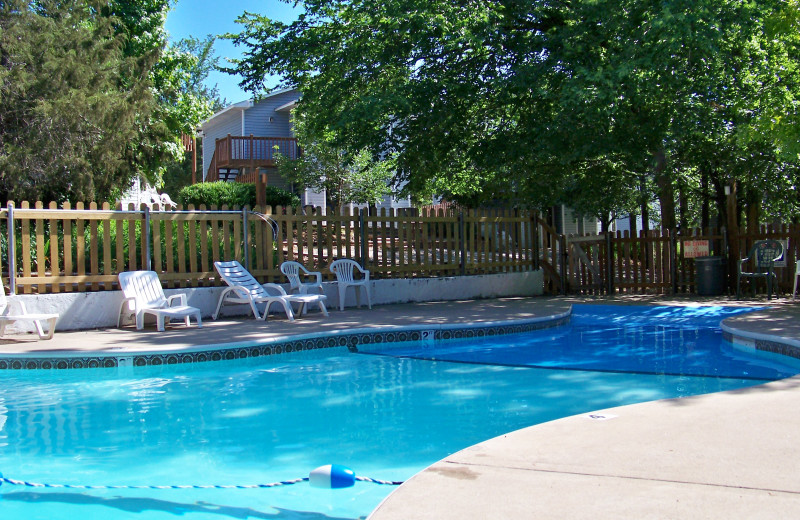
top-left (0, 464), bottom-right (402, 491)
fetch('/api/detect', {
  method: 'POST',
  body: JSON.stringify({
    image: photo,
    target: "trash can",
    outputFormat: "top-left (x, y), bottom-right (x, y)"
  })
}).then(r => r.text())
top-left (695, 256), bottom-right (725, 296)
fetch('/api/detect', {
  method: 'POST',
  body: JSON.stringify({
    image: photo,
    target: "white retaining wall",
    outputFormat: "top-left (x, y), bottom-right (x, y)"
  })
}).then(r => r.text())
top-left (6, 270), bottom-right (543, 333)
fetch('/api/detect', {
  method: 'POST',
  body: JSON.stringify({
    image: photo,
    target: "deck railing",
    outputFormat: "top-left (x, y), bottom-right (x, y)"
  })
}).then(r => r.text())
top-left (213, 135), bottom-right (299, 170)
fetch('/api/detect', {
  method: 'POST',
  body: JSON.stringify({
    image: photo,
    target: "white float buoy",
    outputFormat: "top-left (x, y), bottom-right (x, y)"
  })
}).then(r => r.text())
top-left (308, 464), bottom-right (356, 488)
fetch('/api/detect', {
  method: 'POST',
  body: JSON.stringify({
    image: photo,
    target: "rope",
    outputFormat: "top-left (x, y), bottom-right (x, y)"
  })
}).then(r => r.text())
top-left (0, 476), bottom-right (309, 490)
top-left (355, 476), bottom-right (404, 486)
top-left (0, 473), bottom-right (403, 490)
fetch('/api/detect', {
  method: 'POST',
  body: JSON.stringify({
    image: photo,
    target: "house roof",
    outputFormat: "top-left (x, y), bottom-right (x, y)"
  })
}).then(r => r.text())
top-left (275, 99), bottom-right (298, 112)
top-left (200, 88), bottom-right (299, 129)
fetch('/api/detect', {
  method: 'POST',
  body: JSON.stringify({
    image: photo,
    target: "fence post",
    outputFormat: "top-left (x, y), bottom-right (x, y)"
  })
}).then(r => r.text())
top-left (670, 230), bottom-right (678, 294)
top-left (144, 205), bottom-right (152, 271)
top-left (6, 202), bottom-right (15, 295)
top-left (359, 208), bottom-right (367, 268)
top-left (243, 207), bottom-right (250, 271)
top-left (560, 234), bottom-right (568, 295)
top-left (721, 226), bottom-right (728, 294)
top-left (605, 232), bottom-right (614, 295)
top-left (532, 212), bottom-right (540, 271)
top-left (459, 211), bottom-right (466, 276)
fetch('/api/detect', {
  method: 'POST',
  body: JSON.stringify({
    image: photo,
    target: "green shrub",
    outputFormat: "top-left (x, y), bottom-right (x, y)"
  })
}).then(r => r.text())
top-left (178, 182), bottom-right (255, 208)
top-left (178, 182), bottom-right (301, 209)
top-left (263, 185), bottom-right (301, 207)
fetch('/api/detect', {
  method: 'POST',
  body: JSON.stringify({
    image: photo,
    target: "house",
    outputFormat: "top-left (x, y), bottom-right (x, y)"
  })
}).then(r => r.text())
top-left (199, 88), bottom-right (412, 212)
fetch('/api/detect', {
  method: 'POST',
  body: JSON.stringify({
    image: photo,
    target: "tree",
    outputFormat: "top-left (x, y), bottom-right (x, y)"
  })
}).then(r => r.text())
top-left (161, 35), bottom-right (227, 196)
top-left (0, 0), bottom-right (218, 203)
top-left (274, 115), bottom-right (394, 207)
top-left (227, 0), bottom-right (800, 224)
top-left (108, 0), bottom-right (216, 190)
top-left (0, 0), bottom-right (158, 203)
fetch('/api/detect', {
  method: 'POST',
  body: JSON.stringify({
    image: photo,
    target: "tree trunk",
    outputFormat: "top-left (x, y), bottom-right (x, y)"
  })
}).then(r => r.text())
top-left (640, 175), bottom-right (650, 235)
top-left (678, 179), bottom-right (689, 231)
top-left (654, 148), bottom-right (676, 231)
top-left (700, 167), bottom-right (710, 229)
top-left (744, 187), bottom-right (762, 234)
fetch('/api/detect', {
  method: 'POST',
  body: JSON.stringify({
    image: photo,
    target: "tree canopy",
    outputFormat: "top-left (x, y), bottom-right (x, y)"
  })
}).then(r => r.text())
top-left (228, 0), bottom-right (800, 228)
top-left (0, 0), bottom-right (217, 203)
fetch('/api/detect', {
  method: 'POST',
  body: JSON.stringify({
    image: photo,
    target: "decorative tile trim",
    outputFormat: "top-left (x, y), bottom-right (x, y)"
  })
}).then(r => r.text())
top-left (723, 330), bottom-right (800, 361)
top-left (0, 315), bottom-right (570, 371)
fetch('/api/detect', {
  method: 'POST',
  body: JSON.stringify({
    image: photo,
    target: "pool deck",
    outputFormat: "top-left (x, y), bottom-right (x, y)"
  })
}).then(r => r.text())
top-left (3, 295), bottom-right (800, 518)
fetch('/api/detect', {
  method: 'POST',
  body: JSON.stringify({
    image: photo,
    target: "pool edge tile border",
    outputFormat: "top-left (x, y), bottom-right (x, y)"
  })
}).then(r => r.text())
top-left (0, 310), bottom-right (572, 370)
top-left (720, 322), bottom-right (800, 362)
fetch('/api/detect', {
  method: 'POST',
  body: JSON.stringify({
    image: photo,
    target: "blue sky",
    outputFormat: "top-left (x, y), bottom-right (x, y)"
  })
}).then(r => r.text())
top-left (165, 0), bottom-right (302, 105)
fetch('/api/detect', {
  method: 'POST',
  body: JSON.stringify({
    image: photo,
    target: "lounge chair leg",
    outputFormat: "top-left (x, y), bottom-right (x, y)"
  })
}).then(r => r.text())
top-left (0, 321), bottom-right (7, 338)
top-left (318, 300), bottom-right (329, 316)
top-left (157, 315), bottom-right (166, 332)
top-left (281, 300), bottom-right (295, 321)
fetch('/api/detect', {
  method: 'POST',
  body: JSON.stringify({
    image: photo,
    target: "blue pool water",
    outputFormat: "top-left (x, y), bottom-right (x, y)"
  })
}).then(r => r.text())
top-left (0, 305), bottom-right (796, 520)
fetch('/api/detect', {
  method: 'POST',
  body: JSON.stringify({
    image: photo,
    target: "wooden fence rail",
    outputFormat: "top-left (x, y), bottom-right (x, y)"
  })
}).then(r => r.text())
top-left (4, 200), bottom-right (798, 298)
top-left (0, 202), bottom-right (539, 294)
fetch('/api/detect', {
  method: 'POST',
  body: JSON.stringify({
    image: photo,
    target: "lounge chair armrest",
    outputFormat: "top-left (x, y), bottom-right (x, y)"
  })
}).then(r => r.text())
top-left (120, 296), bottom-right (136, 312)
top-left (363, 269), bottom-right (370, 282)
top-left (167, 293), bottom-right (187, 306)
top-left (262, 283), bottom-right (288, 296)
top-left (310, 271), bottom-right (323, 284)
top-left (7, 297), bottom-right (28, 314)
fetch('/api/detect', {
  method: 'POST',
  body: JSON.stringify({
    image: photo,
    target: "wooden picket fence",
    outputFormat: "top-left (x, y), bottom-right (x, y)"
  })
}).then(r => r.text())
top-left (4, 200), bottom-right (797, 297)
top-left (0, 202), bottom-right (538, 294)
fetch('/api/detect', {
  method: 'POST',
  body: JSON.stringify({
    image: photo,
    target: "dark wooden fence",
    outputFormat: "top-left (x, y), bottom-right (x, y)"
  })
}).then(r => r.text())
top-left (552, 224), bottom-right (800, 297)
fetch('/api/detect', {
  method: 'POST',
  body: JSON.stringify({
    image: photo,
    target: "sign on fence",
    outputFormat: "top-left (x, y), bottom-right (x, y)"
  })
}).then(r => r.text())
top-left (683, 240), bottom-right (710, 258)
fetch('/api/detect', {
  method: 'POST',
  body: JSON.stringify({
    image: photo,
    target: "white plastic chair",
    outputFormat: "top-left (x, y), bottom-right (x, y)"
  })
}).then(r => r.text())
top-left (793, 260), bottom-right (800, 299)
top-left (0, 278), bottom-right (58, 340)
top-left (280, 261), bottom-right (324, 295)
top-left (117, 271), bottom-right (202, 331)
top-left (329, 259), bottom-right (372, 311)
top-left (213, 261), bottom-right (328, 320)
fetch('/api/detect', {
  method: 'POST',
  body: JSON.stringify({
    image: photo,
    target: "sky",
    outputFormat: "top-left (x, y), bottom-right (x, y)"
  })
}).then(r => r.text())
top-left (165, 0), bottom-right (302, 106)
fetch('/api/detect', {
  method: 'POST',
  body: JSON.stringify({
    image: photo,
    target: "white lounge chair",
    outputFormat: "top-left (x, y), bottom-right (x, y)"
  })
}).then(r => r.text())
top-left (0, 279), bottom-right (58, 340)
top-left (213, 261), bottom-right (328, 320)
top-left (329, 259), bottom-right (372, 311)
top-left (117, 271), bottom-right (202, 331)
top-left (280, 261), bottom-right (324, 295)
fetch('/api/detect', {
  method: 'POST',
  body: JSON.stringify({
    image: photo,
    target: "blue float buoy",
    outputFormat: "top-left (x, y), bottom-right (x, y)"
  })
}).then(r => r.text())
top-left (309, 464), bottom-right (356, 489)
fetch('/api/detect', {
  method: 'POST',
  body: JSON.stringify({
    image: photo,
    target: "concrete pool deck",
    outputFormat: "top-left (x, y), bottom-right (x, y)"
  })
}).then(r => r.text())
top-left (2, 295), bottom-right (800, 518)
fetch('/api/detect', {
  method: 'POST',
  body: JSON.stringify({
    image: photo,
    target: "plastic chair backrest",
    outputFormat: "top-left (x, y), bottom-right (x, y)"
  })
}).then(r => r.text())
top-left (118, 271), bottom-right (168, 310)
top-left (280, 261), bottom-right (304, 290)
top-left (214, 261), bottom-right (269, 299)
top-left (330, 259), bottom-right (363, 283)
top-left (749, 240), bottom-right (783, 270)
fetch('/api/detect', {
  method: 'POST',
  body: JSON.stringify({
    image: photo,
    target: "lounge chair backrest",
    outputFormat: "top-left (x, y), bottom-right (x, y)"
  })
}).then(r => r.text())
top-left (118, 271), bottom-right (169, 310)
top-left (214, 261), bottom-right (269, 299)
top-left (329, 259), bottom-right (366, 283)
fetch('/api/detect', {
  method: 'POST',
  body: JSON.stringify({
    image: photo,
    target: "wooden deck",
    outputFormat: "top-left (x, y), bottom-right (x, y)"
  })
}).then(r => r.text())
top-left (207, 134), bottom-right (300, 180)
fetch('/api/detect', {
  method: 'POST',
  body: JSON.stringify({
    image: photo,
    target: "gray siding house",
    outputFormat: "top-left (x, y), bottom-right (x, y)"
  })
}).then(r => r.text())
top-left (199, 88), bottom-right (411, 211)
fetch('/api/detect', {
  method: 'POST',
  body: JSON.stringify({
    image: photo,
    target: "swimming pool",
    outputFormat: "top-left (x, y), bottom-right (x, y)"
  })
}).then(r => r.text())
top-left (0, 305), bottom-right (796, 520)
